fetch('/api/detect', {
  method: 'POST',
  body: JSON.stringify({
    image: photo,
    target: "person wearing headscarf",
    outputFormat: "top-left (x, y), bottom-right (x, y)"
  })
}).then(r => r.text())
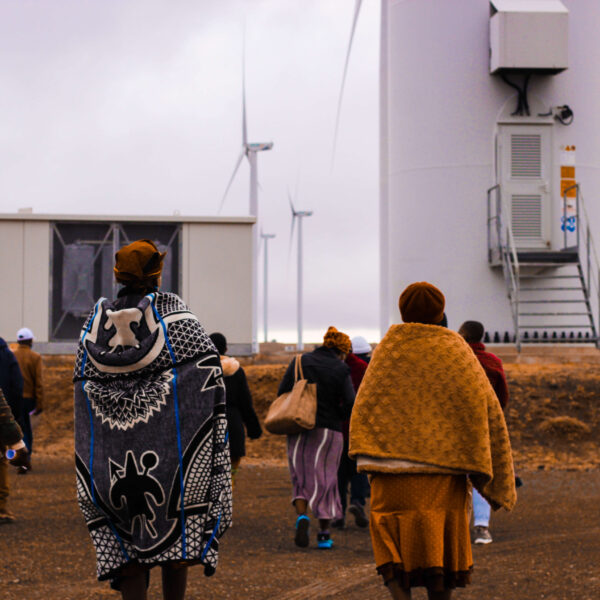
top-left (350, 282), bottom-right (516, 600)
top-left (277, 326), bottom-right (355, 549)
top-left (209, 332), bottom-right (262, 484)
top-left (73, 239), bottom-right (232, 600)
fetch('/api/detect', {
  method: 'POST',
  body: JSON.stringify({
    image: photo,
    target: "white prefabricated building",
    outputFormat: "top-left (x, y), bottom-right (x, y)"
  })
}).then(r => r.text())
top-left (0, 214), bottom-right (255, 354)
top-left (380, 0), bottom-right (600, 346)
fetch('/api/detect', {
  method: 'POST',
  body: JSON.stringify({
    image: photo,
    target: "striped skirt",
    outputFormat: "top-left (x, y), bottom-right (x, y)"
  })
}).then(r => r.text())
top-left (287, 428), bottom-right (343, 520)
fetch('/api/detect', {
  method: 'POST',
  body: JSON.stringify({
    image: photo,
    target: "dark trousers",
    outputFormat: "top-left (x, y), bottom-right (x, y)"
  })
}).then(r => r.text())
top-left (337, 439), bottom-right (370, 515)
top-left (18, 397), bottom-right (35, 454)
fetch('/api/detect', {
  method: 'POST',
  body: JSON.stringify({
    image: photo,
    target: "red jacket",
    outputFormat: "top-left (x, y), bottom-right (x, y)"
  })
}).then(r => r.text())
top-left (469, 342), bottom-right (509, 409)
top-left (342, 353), bottom-right (368, 440)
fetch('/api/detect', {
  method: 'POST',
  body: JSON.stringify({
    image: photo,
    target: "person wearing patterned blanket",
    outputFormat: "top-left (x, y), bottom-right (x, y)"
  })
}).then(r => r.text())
top-left (73, 239), bottom-right (232, 600)
top-left (349, 282), bottom-right (516, 600)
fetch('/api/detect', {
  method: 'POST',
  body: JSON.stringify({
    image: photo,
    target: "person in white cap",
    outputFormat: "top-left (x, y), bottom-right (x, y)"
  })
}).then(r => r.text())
top-left (351, 335), bottom-right (372, 364)
top-left (13, 327), bottom-right (44, 472)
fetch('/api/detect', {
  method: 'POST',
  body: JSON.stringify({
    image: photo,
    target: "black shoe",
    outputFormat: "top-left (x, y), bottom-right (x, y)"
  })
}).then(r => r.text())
top-left (348, 503), bottom-right (369, 528)
top-left (294, 515), bottom-right (310, 548)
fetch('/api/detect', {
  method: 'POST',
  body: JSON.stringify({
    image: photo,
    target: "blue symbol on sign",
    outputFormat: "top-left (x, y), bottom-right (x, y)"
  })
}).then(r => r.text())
top-left (560, 216), bottom-right (577, 233)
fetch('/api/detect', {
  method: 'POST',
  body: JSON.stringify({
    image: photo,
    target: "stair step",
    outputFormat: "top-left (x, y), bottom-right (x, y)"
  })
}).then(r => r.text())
top-left (519, 287), bottom-right (583, 291)
top-left (513, 262), bottom-right (578, 267)
top-left (520, 275), bottom-right (581, 279)
top-left (518, 312), bottom-right (591, 316)
top-left (519, 300), bottom-right (587, 303)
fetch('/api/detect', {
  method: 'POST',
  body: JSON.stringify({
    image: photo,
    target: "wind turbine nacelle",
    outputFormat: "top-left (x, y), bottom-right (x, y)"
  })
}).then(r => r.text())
top-left (247, 142), bottom-right (273, 152)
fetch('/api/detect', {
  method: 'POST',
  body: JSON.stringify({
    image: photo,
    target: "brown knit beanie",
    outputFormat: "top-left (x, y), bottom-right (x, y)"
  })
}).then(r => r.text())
top-left (114, 239), bottom-right (166, 285)
top-left (323, 326), bottom-right (352, 354)
top-left (399, 282), bottom-right (445, 325)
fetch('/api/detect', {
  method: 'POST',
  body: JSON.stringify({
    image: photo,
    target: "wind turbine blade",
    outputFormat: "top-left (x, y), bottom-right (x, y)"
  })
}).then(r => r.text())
top-left (288, 189), bottom-right (295, 215)
top-left (218, 150), bottom-right (245, 213)
top-left (331, 0), bottom-right (363, 170)
top-left (287, 212), bottom-right (297, 266)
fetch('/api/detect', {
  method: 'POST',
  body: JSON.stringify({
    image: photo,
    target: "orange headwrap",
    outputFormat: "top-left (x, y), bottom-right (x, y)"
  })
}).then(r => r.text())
top-left (323, 326), bottom-right (352, 354)
top-left (114, 239), bottom-right (166, 285)
top-left (399, 281), bottom-right (445, 325)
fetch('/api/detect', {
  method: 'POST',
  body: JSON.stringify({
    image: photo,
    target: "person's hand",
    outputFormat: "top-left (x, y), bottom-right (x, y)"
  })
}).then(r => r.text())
top-left (8, 448), bottom-right (31, 470)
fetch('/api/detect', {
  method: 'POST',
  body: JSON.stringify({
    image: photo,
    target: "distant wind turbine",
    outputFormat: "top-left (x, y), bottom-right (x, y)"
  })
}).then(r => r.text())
top-left (289, 192), bottom-right (313, 351)
top-left (331, 0), bottom-right (363, 169)
top-left (220, 42), bottom-right (273, 353)
top-left (260, 231), bottom-right (276, 343)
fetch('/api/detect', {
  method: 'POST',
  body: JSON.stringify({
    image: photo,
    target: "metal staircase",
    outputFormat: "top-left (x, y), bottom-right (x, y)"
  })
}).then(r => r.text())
top-left (487, 183), bottom-right (600, 350)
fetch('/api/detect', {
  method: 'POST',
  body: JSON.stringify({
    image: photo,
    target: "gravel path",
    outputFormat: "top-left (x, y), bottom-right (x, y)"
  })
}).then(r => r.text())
top-left (1, 458), bottom-right (599, 599)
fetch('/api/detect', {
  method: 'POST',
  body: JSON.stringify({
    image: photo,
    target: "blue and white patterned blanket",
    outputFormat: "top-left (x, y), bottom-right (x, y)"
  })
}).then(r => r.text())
top-left (73, 292), bottom-right (231, 581)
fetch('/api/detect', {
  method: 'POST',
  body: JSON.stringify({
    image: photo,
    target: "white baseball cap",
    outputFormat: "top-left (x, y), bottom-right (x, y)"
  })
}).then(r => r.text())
top-left (16, 327), bottom-right (34, 341)
top-left (351, 335), bottom-right (371, 355)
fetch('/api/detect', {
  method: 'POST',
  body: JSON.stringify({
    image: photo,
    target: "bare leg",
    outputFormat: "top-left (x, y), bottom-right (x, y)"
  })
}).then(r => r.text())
top-left (428, 589), bottom-right (452, 600)
top-left (386, 580), bottom-right (412, 600)
top-left (120, 571), bottom-right (148, 600)
top-left (294, 498), bottom-right (308, 515)
top-left (162, 564), bottom-right (188, 600)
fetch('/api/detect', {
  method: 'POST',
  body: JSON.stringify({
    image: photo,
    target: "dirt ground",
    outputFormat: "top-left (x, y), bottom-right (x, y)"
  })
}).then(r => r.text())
top-left (1, 460), bottom-right (600, 599)
top-left (1, 357), bottom-right (600, 598)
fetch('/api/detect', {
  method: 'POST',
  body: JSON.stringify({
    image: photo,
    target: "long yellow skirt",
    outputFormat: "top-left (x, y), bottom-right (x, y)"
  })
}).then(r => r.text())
top-left (370, 473), bottom-right (473, 591)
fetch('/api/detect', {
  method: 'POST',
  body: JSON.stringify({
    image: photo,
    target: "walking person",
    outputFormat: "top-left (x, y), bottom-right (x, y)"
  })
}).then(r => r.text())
top-left (13, 327), bottom-right (45, 472)
top-left (350, 282), bottom-right (516, 600)
top-left (73, 239), bottom-right (232, 600)
top-left (0, 338), bottom-right (24, 523)
top-left (458, 320), bottom-right (510, 545)
top-left (0, 389), bottom-right (31, 524)
top-left (209, 332), bottom-right (262, 483)
top-left (350, 335), bottom-right (372, 364)
top-left (278, 326), bottom-right (355, 549)
top-left (333, 347), bottom-right (369, 529)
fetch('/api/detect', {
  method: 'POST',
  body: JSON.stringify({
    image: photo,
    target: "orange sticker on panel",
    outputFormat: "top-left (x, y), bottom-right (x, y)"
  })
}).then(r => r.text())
top-left (561, 166), bottom-right (575, 178)
top-left (561, 179), bottom-right (577, 197)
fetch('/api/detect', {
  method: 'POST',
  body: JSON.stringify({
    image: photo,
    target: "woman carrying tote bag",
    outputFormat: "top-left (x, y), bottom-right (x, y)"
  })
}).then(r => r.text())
top-left (277, 326), bottom-right (355, 550)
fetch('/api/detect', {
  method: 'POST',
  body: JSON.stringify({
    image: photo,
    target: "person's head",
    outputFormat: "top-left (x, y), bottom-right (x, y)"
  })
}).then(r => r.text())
top-left (398, 281), bottom-right (445, 325)
top-left (209, 332), bottom-right (227, 355)
top-left (458, 320), bottom-right (485, 344)
top-left (114, 239), bottom-right (166, 293)
top-left (16, 327), bottom-right (34, 347)
top-left (323, 326), bottom-right (352, 360)
top-left (351, 335), bottom-right (371, 357)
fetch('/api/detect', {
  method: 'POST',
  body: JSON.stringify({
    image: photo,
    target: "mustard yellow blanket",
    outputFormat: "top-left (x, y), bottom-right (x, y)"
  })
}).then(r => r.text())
top-left (349, 323), bottom-right (516, 511)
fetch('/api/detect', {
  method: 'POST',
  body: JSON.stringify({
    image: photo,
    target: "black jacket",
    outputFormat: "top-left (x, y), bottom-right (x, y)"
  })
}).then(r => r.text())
top-left (277, 347), bottom-right (355, 432)
top-left (0, 338), bottom-right (24, 422)
top-left (221, 357), bottom-right (262, 458)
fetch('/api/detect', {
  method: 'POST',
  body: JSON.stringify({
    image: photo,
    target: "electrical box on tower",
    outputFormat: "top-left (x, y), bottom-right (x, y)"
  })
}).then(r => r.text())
top-left (490, 0), bottom-right (568, 74)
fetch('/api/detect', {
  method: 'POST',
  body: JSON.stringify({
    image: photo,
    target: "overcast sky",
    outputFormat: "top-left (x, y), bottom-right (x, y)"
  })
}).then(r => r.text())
top-left (0, 0), bottom-right (380, 343)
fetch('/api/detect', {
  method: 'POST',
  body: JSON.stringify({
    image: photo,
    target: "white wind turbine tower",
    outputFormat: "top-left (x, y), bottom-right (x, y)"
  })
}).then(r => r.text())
top-left (289, 192), bottom-right (313, 351)
top-left (260, 231), bottom-right (276, 343)
top-left (220, 48), bottom-right (273, 354)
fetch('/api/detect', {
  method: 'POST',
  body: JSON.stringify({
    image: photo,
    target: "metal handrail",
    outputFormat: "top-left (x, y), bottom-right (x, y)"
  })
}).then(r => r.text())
top-left (563, 184), bottom-right (600, 346)
top-left (487, 184), bottom-right (520, 348)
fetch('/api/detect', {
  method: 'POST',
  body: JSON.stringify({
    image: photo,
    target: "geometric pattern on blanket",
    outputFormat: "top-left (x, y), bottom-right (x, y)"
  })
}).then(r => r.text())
top-left (75, 409), bottom-right (232, 581)
top-left (84, 370), bottom-right (173, 431)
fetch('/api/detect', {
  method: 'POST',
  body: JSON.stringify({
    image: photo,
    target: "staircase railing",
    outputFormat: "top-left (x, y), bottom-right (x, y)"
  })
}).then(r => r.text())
top-left (562, 184), bottom-right (600, 347)
top-left (487, 184), bottom-right (521, 348)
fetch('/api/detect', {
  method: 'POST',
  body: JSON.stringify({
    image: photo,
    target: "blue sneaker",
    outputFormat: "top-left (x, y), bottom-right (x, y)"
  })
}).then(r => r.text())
top-left (294, 515), bottom-right (310, 548)
top-left (317, 531), bottom-right (333, 549)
